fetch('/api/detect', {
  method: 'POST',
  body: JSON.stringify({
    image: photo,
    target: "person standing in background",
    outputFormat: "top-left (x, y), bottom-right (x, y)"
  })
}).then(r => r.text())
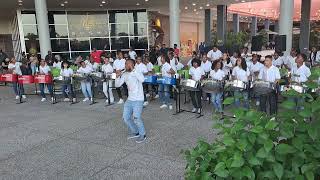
top-left (90, 48), bottom-right (103, 64)
top-left (207, 46), bottom-right (222, 62)
top-left (173, 44), bottom-right (180, 56)
top-left (128, 46), bottom-right (137, 60)
top-left (45, 51), bottom-right (55, 66)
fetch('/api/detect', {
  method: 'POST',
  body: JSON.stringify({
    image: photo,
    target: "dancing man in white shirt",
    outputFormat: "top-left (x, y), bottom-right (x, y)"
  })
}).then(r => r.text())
top-left (115, 59), bottom-right (147, 143)
top-left (258, 55), bottom-right (281, 114)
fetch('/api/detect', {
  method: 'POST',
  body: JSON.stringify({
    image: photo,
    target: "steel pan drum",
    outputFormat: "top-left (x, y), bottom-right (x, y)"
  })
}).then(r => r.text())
top-left (179, 79), bottom-right (199, 91)
top-left (34, 75), bottom-right (53, 84)
top-left (201, 80), bottom-right (223, 93)
top-left (18, 75), bottom-right (34, 84)
top-left (251, 80), bottom-right (276, 95)
top-left (225, 80), bottom-right (247, 91)
top-left (144, 75), bottom-right (157, 84)
top-left (72, 73), bottom-right (87, 81)
top-left (157, 76), bottom-right (176, 85)
top-left (1, 74), bottom-right (18, 82)
top-left (90, 72), bottom-right (104, 81)
top-left (290, 84), bottom-right (306, 93)
top-left (54, 76), bottom-right (72, 84)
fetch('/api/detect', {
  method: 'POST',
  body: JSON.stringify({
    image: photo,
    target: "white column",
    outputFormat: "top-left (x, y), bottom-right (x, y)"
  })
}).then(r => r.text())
top-left (35, 0), bottom-right (51, 59)
top-left (279, 0), bottom-right (294, 55)
top-left (169, 0), bottom-right (180, 48)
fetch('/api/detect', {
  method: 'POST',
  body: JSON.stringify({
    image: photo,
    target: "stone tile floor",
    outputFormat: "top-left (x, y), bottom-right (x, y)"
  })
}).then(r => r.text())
top-left (0, 85), bottom-right (217, 180)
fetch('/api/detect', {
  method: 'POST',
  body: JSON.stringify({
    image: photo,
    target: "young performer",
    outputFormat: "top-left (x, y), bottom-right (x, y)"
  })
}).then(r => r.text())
top-left (159, 54), bottom-right (175, 110)
top-left (77, 61), bottom-right (93, 102)
top-left (272, 50), bottom-right (284, 68)
top-left (37, 59), bottom-right (54, 102)
top-left (200, 53), bottom-right (212, 74)
top-left (60, 61), bottom-right (76, 102)
top-left (53, 55), bottom-right (62, 69)
top-left (101, 55), bottom-right (115, 104)
top-left (189, 58), bottom-right (205, 113)
top-left (113, 51), bottom-right (127, 104)
top-left (232, 57), bottom-right (250, 109)
top-left (8, 57), bottom-right (26, 99)
top-left (210, 60), bottom-right (225, 116)
top-left (187, 51), bottom-right (197, 67)
top-left (258, 55), bottom-right (281, 114)
top-left (222, 53), bottom-right (233, 76)
top-left (135, 56), bottom-right (149, 106)
top-left (115, 59), bottom-right (147, 143)
top-left (207, 45), bottom-right (223, 62)
top-left (144, 57), bottom-right (158, 99)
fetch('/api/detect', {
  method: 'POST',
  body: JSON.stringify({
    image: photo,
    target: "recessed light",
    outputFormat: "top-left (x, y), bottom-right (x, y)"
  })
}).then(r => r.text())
top-left (64, 1), bottom-right (68, 3)
top-left (60, 3), bottom-right (64, 6)
top-left (101, 0), bottom-right (106, 3)
top-left (18, 0), bottom-right (23, 2)
top-left (193, 9), bottom-right (197, 12)
top-left (206, 4), bottom-right (210, 7)
top-left (196, 12), bottom-right (199, 14)
top-left (241, 0), bottom-right (246, 2)
top-left (99, 4), bottom-right (103, 6)
top-left (18, 3), bottom-right (23, 5)
top-left (136, 2), bottom-right (140, 5)
top-left (199, 6), bottom-right (203, 9)
top-left (145, 0), bottom-right (149, 1)
top-left (192, 3), bottom-right (196, 6)
top-left (184, 6), bottom-right (188, 9)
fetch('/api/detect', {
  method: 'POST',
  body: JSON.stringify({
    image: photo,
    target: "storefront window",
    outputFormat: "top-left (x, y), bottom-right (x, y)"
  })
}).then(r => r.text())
top-left (70, 38), bottom-right (90, 51)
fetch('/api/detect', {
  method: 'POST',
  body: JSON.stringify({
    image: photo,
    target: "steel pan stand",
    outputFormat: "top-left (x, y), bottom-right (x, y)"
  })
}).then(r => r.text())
top-left (89, 78), bottom-right (97, 105)
top-left (105, 79), bottom-right (114, 107)
top-left (16, 82), bottom-right (24, 104)
top-left (70, 78), bottom-right (78, 105)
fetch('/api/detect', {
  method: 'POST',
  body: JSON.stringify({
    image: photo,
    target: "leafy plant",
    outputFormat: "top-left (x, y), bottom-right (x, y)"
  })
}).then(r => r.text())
top-left (184, 68), bottom-right (320, 179)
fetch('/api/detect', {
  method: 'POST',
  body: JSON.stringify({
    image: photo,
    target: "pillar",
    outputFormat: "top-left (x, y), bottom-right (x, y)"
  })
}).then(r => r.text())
top-left (169, 0), bottom-right (180, 48)
top-left (279, 0), bottom-right (294, 55)
top-left (217, 5), bottom-right (227, 45)
top-left (264, 19), bottom-right (270, 30)
top-left (299, 0), bottom-right (311, 54)
top-left (233, 14), bottom-right (240, 33)
top-left (274, 20), bottom-right (279, 33)
top-left (204, 9), bottom-right (212, 45)
top-left (34, 0), bottom-right (51, 59)
top-left (251, 16), bottom-right (257, 37)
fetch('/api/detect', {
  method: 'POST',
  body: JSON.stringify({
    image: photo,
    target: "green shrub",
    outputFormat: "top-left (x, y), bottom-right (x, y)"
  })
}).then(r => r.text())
top-left (184, 68), bottom-right (320, 179)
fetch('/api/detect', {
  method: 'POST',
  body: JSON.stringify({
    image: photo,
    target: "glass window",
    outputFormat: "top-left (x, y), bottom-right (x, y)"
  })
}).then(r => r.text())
top-left (130, 37), bottom-right (148, 49)
top-left (137, 11), bottom-right (147, 22)
top-left (49, 25), bottom-right (68, 38)
top-left (51, 39), bottom-right (69, 52)
top-left (71, 52), bottom-right (91, 60)
top-left (111, 37), bottom-right (129, 50)
top-left (53, 14), bottom-right (67, 24)
top-left (109, 10), bottom-right (128, 23)
top-left (110, 23), bottom-right (129, 37)
top-left (23, 25), bottom-right (38, 38)
top-left (25, 40), bottom-right (40, 54)
top-left (53, 52), bottom-right (70, 60)
top-left (91, 38), bottom-right (110, 50)
top-left (70, 38), bottom-right (90, 51)
top-left (21, 14), bottom-right (37, 24)
top-left (129, 23), bottom-right (147, 36)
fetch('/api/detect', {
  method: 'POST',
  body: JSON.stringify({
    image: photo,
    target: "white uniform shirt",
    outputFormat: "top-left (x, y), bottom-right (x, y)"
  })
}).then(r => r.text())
top-left (53, 61), bottom-right (62, 69)
top-left (88, 62), bottom-right (99, 72)
top-left (101, 64), bottom-right (113, 75)
top-left (157, 56), bottom-right (162, 66)
top-left (135, 63), bottom-right (148, 74)
top-left (60, 68), bottom-right (73, 77)
top-left (189, 66), bottom-right (205, 81)
top-left (250, 61), bottom-right (264, 75)
top-left (187, 59), bottom-right (193, 67)
top-left (230, 56), bottom-right (237, 66)
top-left (175, 62), bottom-right (184, 71)
top-left (128, 51), bottom-right (137, 60)
top-left (146, 62), bottom-right (154, 72)
top-left (113, 59), bottom-right (126, 71)
top-left (77, 65), bottom-right (93, 74)
top-left (222, 61), bottom-right (233, 75)
top-left (210, 69), bottom-right (225, 81)
top-left (8, 62), bottom-right (22, 75)
top-left (241, 53), bottom-right (252, 62)
top-left (232, 66), bottom-right (250, 82)
top-left (284, 56), bottom-right (296, 69)
top-left (115, 70), bottom-right (145, 101)
top-left (161, 62), bottom-right (172, 77)
top-left (310, 51), bottom-right (320, 64)
top-left (201, 60), bottom-right (212, 73)
top-left (170, 58), bottom-right (178, 72)
top-left (291, 64), bottom-right (311, 83)
top-left (37, 65), bottom-right (51, 75)
top-left (258, 65), bottom-right (281, 83)
top-left (207, 49), bottom-right (222, 61)
top-left (273, 57), bottom-right (284, 67)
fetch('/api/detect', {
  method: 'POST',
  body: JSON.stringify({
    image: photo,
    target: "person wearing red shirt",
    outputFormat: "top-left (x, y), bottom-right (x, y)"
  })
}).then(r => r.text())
top-left (90, 48), bottom-right (103, 64)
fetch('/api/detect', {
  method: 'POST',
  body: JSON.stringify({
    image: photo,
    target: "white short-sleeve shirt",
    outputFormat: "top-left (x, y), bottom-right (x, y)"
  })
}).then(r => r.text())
top-left (189, 66), bottom-right (205, 81)
top-left (128, 51), bottom-right (137, 60)
top-left (101, 64), bottom-right (113, 75)
top-left (161, 62), bottom-right (172, 77)
top-left (210, 69), bottom-right (225, 81)
top-left (291, 64), bottom-right (311, 83)
top-left (207, 49), bottom-right (222, 61)
top-left (53, 61), bottom-right (62, 69)
top-left (146, 62), bottom-right (154, 72)
top-left (273, 57), bottom-right (284, 67)
top-left (38, 65), bottom-right (51, 75)
top-left (258, 65), bottom-right (281, 83)
top-left (135, 63), bottom-right (148, 74)
top-left (201, 60), bottom-right (212, 73)
top-left (60, 68), bottom-right (73, 77)
top-left (250, 61), bottom-right (264, 74)
top-left (77, 65), bottom-right (93, 74)
top-left (232, 66), bottom-right (250, 82)
top-left (8, 62), bottom-right (22, 75)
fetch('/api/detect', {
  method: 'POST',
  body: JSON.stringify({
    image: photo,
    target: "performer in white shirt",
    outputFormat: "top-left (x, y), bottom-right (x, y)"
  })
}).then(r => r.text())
top-left (209, 60), bottom-right (225, 117)
top-left (189, 58), bottom-right (205, 113)
top-left (60, 61), bottom-right (76, 102)
top-left (159, 54), bottom-right (175, 110)
top-left (135, 56), bottom-right (149, 106)
top-left (284, 48), bottom-right (299, 70)
top-left (249, 54), bottom-right (264, 80)
top-left (144, 57), bottom-right (159, 99)
top-left (36, 59), bottom-right (55, 102)
top-left (101, 55), bottom-right (115, 104)
top-left (310, 46), bottom-right (320, 66)
top-left (222, 53), bottom-right (233, 76)
top-left (128, 46), bottom-right (137, 60)
top-left (241, 47), bottom-right (252, 62)
top-left (77, 61), bottom-right (94, 102)
top-left (113, 51), bottom-right (127, 104)
top-left (272, 50), bottom-right (284, 68)
top-left (230, 51), bottom-right (240, 66)
top-left (232, 57), bottom-right (250, 109)
top-left (8, 57), bottom-right (25, 100)
top-left (115, 59), bottom-right (147, 143)
top-left (207, 46), bottom-right (222, 62)
top-left (201, 53), bottom-right (212, 74)
top-left (187, 51), bottom-right (198, 67)
top-left (258, 55), bottom-right (280, 114)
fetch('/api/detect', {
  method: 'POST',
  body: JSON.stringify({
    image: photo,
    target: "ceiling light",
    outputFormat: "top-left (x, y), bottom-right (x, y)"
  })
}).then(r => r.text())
top-left (99, 4), bottom-right (103, 6)
top-left (18, 3), bottom-right (23, 5)
top-left (101, 0), bottom-right (106, 3)
top-left (136, 2), bottom-right (140, 5)
top-left (60, 3), bottom-right (64, 6)
top-left (192, 3), bottom-right (196, 6)
top-left (18, 0), bottom-right (23, 2)
top-left (241, 0), bottom-right (246, 2)
top-left (145, 0), bottom-right (149, 1)
top-left (206, 4), bottom-right (210, 7)
top-left (64, 1), bottom-right (68, 3)
top-left (199, 6), bottom-right (203, 9)
top-left (196, 12), bottom-right (199, 15)
top-left (185, 6), bottom-right (188, 9)
top-left (193, 9), bottom-right (197, 12)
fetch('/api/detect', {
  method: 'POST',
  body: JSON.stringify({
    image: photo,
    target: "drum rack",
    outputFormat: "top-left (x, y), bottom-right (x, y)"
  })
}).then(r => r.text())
top-left (173, 85), bottom-right (203, 118)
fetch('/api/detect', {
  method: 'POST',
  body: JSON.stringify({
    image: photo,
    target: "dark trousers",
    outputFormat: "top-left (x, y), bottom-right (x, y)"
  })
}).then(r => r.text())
top-left (13, 83), bottom-right (25, 96)
top-left (116, 83), bottom-right (128, 99)
top-left (62, 84), bottom-right (75, 98)
top-left (260, 92), bottom-right (277, 114)
top-left (39, 83), bottom-right (53, 98)
top-left (190, 90), bottom-right (202, 109)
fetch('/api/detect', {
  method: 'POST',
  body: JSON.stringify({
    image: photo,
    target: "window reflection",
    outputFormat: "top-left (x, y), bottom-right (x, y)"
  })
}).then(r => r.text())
top-left (70, 38), bottom-right (90, 51)
top-left (130, 37), bottom-right (148, 49)
top-left (129, 23), bottom-right (147, 36)
top-left (91, 38), bottom-right (110, 50)
top-left (21, 14), bottom-right (37, 24)
top-left (23, 25), bottom-right (38, 38)
top-left (51, 39), bottom-right (69, 52)
top-left (49, 25), bottom-right (68, 38)
top-left (111, 37), bottom-right (129, 50)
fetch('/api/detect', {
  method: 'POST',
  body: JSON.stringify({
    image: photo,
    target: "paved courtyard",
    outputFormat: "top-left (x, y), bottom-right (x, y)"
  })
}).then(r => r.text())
top-left (0, 85), bottom-right (217, 180)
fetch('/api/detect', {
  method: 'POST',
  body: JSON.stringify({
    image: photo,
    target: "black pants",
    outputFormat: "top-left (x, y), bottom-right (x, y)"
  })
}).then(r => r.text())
top-left (190, 90), bottom-right (202, 109)
top-left (260, 91), bottom-right (277, 114)
top-left (116, 83), bottom-right (128, 99)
